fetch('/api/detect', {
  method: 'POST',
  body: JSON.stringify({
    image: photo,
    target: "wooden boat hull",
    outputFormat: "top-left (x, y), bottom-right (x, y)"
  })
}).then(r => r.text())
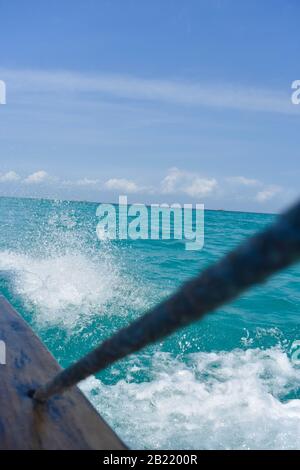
top-left (0, 296), bottom-right (126, 450)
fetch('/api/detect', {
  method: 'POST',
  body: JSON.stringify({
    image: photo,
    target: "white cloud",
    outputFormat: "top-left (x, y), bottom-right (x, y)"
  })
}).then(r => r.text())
top-left (75, 178), bottom-right (100, 187)
top-left (225, 176), bottom-right (284, 205)
top-left (104, 178), bottom-right (142, 193)
top-left (62, 178), bottom-right (100, 187)
top-left (1, 68), bottom-right (299, 115)
top-left (184, 177), bottom-right (218, 197)
top-left (24, 170), bottom-right (49, 184)
top-left (161, 167), bottom-right (218, 198)
top-left (255, 185), bottom-right (282, 202)
top-left (0, 171), bottom-right (20, 182)
top-left (227, 176), bottom-right (261, 187)
top-left (0, 165), bottom-right (287, 209)
top-left (160, 167), bottom-right (182, 194)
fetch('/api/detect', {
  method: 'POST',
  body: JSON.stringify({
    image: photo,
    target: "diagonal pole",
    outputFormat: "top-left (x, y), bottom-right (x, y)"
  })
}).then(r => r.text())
top-left (32, 199), bottom-right (300, 402)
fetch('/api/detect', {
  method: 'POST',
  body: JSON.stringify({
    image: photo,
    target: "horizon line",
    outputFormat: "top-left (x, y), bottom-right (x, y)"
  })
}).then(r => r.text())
top-left (0, 194), bottom-right (278, 216)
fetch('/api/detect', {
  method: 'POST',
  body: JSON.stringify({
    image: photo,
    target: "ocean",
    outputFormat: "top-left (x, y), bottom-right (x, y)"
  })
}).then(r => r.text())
top-left (0, 196), bottom-right (300, 449)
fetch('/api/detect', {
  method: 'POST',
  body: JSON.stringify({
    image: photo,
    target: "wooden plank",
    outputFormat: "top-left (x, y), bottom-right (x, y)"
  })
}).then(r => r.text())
top-left (0, 296), bottom-right (126, 450)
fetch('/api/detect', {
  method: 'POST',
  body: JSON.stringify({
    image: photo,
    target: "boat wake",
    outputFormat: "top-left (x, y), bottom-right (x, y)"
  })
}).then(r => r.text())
top-left (81, 347), bottom-right (300, 450)
top-left (1, 198), bottom-right (300, 449)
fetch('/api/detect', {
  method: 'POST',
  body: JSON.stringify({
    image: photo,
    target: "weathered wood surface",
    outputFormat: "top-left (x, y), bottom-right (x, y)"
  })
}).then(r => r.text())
top-left (0, 296), bottom-right (126, 450)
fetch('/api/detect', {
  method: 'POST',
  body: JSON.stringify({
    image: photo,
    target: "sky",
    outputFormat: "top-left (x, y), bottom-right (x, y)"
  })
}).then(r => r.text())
top-left (0, 0), bottom-right (299, 212)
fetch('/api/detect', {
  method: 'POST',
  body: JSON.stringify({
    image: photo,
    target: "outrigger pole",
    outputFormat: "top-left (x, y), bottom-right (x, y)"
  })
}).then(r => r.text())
top-left (32, 199), bottom-right (300, 403)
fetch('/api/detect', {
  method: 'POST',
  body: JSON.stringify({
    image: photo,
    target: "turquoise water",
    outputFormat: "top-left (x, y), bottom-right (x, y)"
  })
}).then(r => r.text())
top-left (1, 196), bottom-right (300, 449)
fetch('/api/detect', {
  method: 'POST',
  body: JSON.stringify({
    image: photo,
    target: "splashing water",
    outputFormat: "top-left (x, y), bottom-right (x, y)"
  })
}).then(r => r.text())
top-left (0, 249), bottom-right (119, 327)
top-left (81, 348), bottom-right (300, 449)
top-left (0, 196), bottom-right (300, 449)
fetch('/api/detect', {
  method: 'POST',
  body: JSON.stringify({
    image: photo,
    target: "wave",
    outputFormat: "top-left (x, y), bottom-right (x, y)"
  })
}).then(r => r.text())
top-left (0, 209), bottom-right (156, 332)
top-left (0, 248), bottom-right (122, 327)
top-left (1, 199), bottom-right (300, 449)
top-left (80, 347), bottom-right (300, 450)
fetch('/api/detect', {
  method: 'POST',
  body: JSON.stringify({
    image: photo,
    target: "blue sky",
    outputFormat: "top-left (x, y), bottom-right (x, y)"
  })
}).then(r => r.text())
top-left (0, 0), bottom-right (299, 212)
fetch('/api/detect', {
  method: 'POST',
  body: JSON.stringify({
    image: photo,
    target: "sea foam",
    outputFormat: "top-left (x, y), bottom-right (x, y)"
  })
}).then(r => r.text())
top-left (80, 347), bottom-right (300, 450)
top-left (1, 198), bottom-right (300, 450)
